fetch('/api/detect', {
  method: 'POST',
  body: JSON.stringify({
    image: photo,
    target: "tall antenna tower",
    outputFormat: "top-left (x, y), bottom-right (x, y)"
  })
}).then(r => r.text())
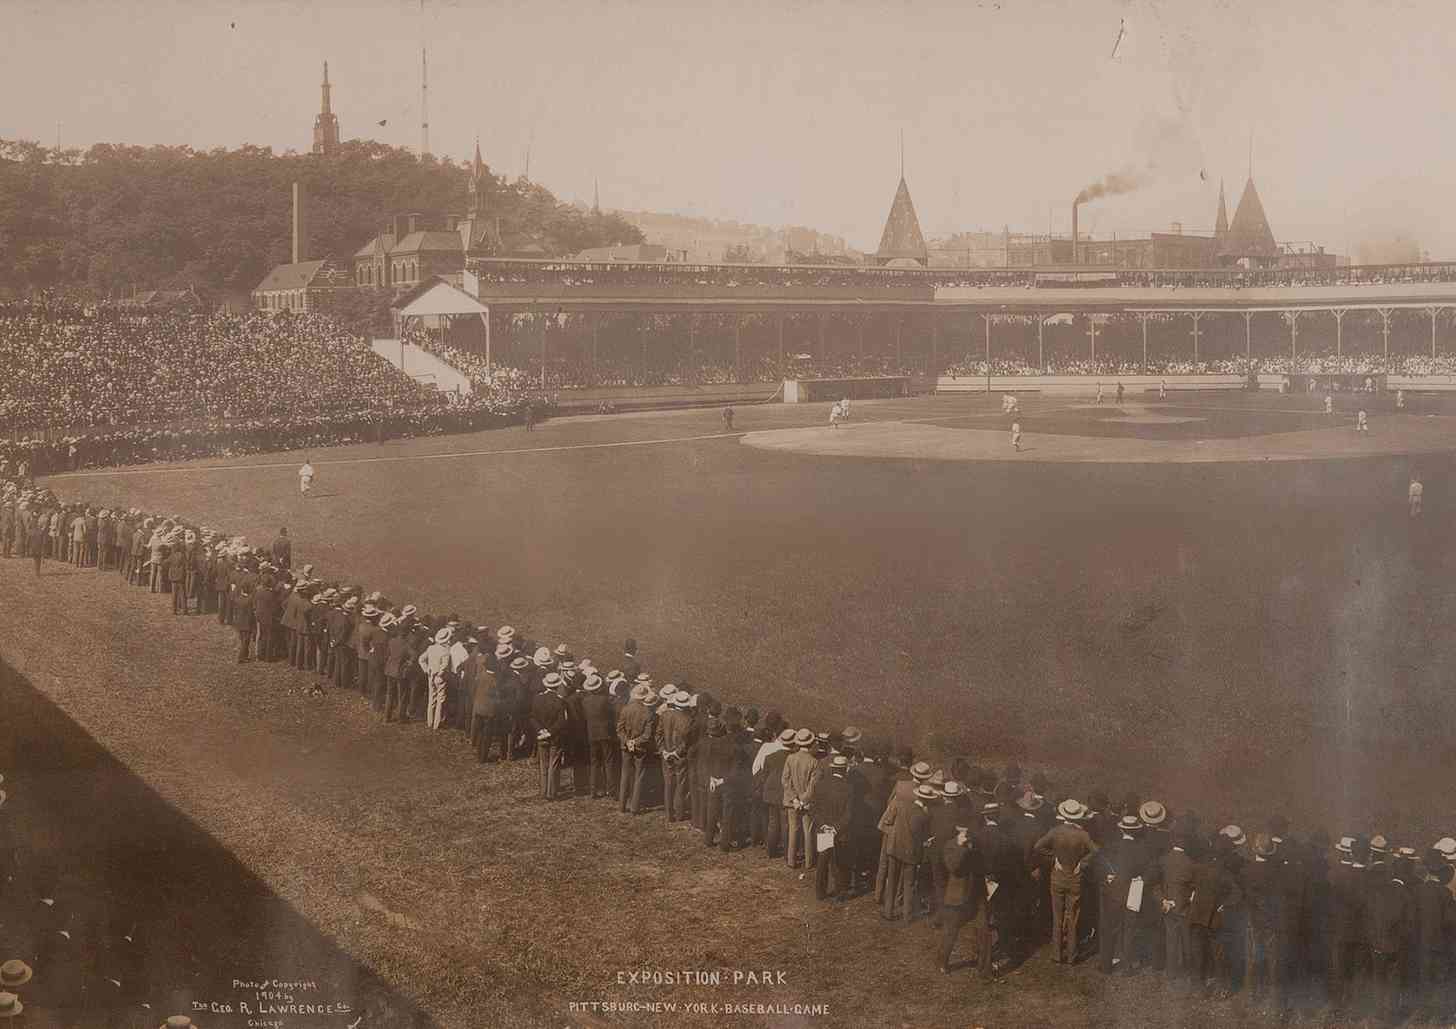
top-left (420, 48), bottom-right (430, 159)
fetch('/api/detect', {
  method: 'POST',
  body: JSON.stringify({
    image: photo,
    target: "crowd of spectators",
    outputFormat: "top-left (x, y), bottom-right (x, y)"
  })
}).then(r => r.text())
top-left (467, 259), bottom-right (1456, 296)
top-left (0, 299), bottom-right (439, 433)
top-left (0, 301), bottom-right (544, 473)
top-left (944, 357), bottom-right (1255, 377)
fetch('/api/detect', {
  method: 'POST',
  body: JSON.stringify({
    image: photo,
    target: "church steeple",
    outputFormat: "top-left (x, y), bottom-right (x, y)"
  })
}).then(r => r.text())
top-left (469, 138), bottom-right (485, 216)
top-left (1214, 179), bottom-right (1229, 239)
top-left (312, 62), bottom-right (340, 156)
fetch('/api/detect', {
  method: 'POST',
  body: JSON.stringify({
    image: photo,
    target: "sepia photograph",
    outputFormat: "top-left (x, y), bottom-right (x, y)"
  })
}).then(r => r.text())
top-left (2, 0), bottom-right (1456, 1025)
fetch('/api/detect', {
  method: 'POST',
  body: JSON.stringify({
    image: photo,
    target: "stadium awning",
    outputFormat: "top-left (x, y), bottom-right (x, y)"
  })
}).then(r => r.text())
top-left (395, 279), bottom-right (490, 318)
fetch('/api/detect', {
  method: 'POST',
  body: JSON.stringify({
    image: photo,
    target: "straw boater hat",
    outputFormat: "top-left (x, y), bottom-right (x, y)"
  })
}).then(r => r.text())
top-left (582, 674), bottom-right (603, 692)
top-left (494, 643), bottom-right (513, 659)
top-left (162, 1017), bottom-right (198, 1029)
top-left (532, 647), bottom-right (553, 668)
top-left (841, 726), bottom-right (863, 747)
top-left (777, 728), bottom-right (796, 744)
top-left (433, 628), bottom-right (453, 645)
top-left (913, 784), bottom-right (938, 802)
top-left (1139, 801), bottom-right (1167, 827)
top-left (910, 761), bottom-right (932, 782)
top-left (629, 683), bottom-right (651, 702)
top-left (496, 625), bottom-right (516, 642)
top-left (793, 728), bottom-right (814, 747)
top-left (0, 961), bottom-right (32, 988)
top-left (0, 993), bottom-right (21, 1019)
top-left (509, 656), bottom-right (529, 671)
top-left (1057, 798), bottom-right (1088, 822)
top-left (1433, 838), bottom-right (1456, 862)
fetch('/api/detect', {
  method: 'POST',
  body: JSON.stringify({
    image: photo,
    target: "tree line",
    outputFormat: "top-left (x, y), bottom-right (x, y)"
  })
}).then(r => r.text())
top-left (0, 138), bottom-right (644, 300)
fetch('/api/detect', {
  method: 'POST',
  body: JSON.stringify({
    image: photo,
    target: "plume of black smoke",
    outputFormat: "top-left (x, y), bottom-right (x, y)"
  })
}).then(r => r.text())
top-left (1075, 169), bottom-right (1150, 206)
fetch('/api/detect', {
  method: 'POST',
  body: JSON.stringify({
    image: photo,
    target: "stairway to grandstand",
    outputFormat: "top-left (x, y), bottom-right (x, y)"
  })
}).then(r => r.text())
top-left (371, 338), bottom-right (473, 395)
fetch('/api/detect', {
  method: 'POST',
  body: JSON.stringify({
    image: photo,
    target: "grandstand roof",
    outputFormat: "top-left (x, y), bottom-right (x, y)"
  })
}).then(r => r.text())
top-left (395, 278), bottom-right (490, 318)
top-left (392, 230), bottom-right (466, 255)
top-left (875, 177), bottom-right (928, 265)
top-left (1221, 177), bottom-right (1278, 258)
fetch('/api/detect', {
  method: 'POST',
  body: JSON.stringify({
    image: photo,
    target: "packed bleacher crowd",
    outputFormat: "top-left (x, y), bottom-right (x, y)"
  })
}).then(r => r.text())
top-left (0, 301), bottom-right (543, 473)
top-left (6, 468), bottom-right (1456, 1025)
top-left (467, 259), bottom-right (1456, 295)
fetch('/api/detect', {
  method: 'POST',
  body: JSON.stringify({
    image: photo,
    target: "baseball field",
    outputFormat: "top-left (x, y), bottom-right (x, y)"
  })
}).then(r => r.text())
top-left (5, 390), bottom-right (1456, 1027)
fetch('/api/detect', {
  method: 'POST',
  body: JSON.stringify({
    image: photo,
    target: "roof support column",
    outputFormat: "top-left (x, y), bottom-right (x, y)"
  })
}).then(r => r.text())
top-left (1379, 307), bottom-right (1392, 367)
top-left (734, 315), bottom-right (742, 383)
top-left (985, 313), bottom-right (993, 392)
top-left (1332, 308), bottom-right (1346, 358)
top-left (1139, 313), bottom-right (1148, 374)
top-left (1244, 310), bottom-right (1253, 364)
top-left (1190, 311), bottom-right (1203, 369)
top-left (1430, 306), bottom-right (1442, 360)
top-left (1283, 310), bottom-right (1300, 366)
top-left (930, 315), bottom-right (938, 378)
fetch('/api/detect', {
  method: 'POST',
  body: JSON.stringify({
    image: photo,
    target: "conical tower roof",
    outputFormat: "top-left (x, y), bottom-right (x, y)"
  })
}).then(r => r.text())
top-left (875, 177), bottom-right (928, 265)
top-left (1214, 180), bottom-right (1229, 239)
top-left (1220, 176), bottom-right (1277, 258)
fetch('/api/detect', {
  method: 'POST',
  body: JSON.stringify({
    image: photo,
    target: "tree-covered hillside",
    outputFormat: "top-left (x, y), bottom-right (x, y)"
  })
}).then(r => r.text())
top-left (0, 139), bottom-right (643, 298)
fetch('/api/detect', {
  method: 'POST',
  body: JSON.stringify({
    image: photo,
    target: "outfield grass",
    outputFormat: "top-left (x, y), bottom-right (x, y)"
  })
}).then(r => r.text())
top-left (9, 392), bottom-right (1456, 1027)
top-left (42, 393), bottom-right (1456, 835)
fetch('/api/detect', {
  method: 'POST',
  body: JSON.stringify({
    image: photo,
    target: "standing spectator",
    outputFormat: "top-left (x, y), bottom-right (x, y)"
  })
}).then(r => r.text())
top-left (419, 628), bottom-right (453, 731)
top-left (810, 754), bottom-right (856, 901)
top-left (938, 817), bottom-right (990, 976)
top-left (617, 682), bottom-right (657, 815)
top-left (578, 673), bottom-right (615, 792)
top-left (782, 729), bottom-right (820, 870)
top-left (1035, 799), bottom-right (1098, 965)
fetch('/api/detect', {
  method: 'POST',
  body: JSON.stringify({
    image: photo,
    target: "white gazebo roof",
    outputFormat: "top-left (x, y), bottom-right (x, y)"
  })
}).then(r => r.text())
top-left (396, 279), bottom-right (490, 318)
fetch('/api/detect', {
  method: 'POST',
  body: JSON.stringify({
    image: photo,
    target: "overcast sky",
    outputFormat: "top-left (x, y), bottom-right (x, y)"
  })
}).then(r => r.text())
top-left (5, 0), bottom-right (1454, 256)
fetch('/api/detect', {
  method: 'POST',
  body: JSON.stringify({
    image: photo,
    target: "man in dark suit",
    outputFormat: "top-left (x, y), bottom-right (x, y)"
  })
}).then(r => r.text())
top-left (656, 693), bottom-right (695, 822)
top-left (1368, 856), bottom-right (1416, 1021)
top-left (253, 575), bottom-right (281, 662)
top-left (1328, 835), bottom-right (1372, 1010)
top-left (938, 817), bottom-right (990, 976)
top-left (1416, 858), bottom-right (1456, 1003)
top-left (617, 683), bottom-right (656, 814)
top-left (810, 754), bottom-right (856, 901)
top-left (529, 672), bottom-right (570, 801)
top-left (1155, 826), bottom-right (1197, 980)
top-left (882, 783), bottom-right (934, 923)
top-left (231, 584), bottom-right (256, 662)
top-left (1241, 833), bottom-right (1289, 1009)
top-left (271, 527), bottom-right (292, 570)
top-left (165, 546), bottom-right (187, 614)
top-left (1095, 814), bottom-right (1152, 975)
top-left (849, 744), bottom-right (892, 895)
top-left (578, 674), bottom-right (616, 795)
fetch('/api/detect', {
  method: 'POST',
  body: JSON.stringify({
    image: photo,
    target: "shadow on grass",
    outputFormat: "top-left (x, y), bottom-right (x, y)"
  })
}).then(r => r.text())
top-left (0, 655), bottom-right (435, 1028)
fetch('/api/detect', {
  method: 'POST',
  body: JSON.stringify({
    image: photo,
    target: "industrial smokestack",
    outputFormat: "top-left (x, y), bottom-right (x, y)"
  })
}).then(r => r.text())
top-left (1072, 199), bottom-right (1079, 266)
top-left (291, 182), bottom-right (309, 264)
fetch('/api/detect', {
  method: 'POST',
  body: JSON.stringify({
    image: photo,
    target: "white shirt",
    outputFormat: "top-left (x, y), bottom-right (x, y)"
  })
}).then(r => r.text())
top-left (419, 643), bottom-right (451, 679)
top-left (299, 462), bottom-right (315, 480)
top-left (752, 739), bottom-right (785, 776)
